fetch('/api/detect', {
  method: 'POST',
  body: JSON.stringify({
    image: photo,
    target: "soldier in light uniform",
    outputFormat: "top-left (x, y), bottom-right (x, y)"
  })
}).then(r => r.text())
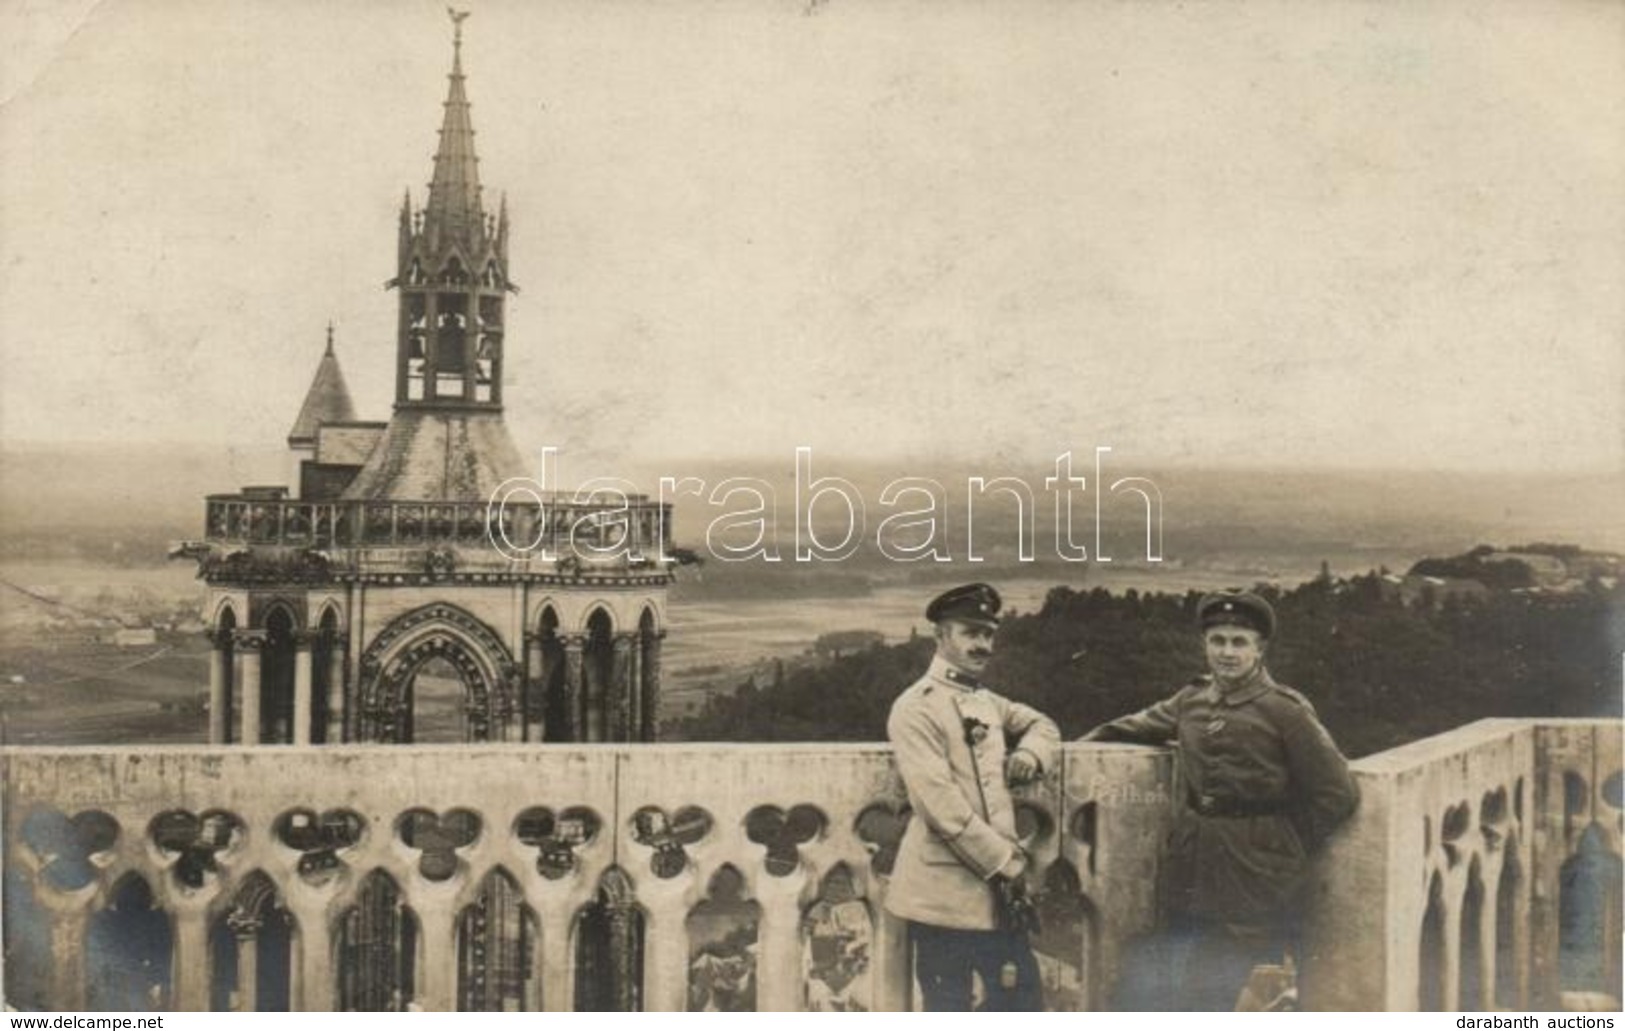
top-left (885, 583), bottom-right (1061, 1011)
top-left (1083, 589), bottom-right (1359, 1010)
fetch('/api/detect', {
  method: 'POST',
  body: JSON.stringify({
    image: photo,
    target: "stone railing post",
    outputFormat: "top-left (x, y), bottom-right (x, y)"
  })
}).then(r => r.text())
top-left (325, 637), bottom-right (347, 744)
top-left (236, 632), bottom-right (264, 745)
top-left (293, 634), bottom-right (314, 746)
top-left (641, 631), bottom-right (664, 743)
top-left (172, 896), bottom-right (213, 1010)
top-left (291, 898), bottom-right (335, 1011)
top-left (639, 877), bottom-right (691, 1012)
top-left (611, 635), bottom-right (633, 742)
top-left (870, 904), bottom-right (912, 1012)
top-left (208, 631), bottom-right (228, 745)
top-left (537, 903), bottom-right (574, 1011)
top-left (45, 901), bottom-right (92, 1010)
top-left (228, 914), bottom-right (262, 1012)
top-left (416, 897), bottom-right (457, 1011)
top-left (754, 870), bottom-right (807, 1011)
top-left (563, 636), bottom-right (584, 743)
top-left (525, 631), bottom-right (547, 743)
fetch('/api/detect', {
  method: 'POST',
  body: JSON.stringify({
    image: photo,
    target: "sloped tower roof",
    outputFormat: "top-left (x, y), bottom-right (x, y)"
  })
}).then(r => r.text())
top-left (287, 325), bottom-right (358, 446)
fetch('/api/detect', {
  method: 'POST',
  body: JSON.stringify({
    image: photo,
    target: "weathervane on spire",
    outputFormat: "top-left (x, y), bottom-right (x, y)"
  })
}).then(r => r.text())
top-left (449, 7), bottom-right (470, 51)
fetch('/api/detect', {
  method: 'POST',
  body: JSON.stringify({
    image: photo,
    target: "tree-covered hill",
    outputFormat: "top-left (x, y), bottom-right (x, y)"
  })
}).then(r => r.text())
top-left (674, 572), bottom-right (1623, 758)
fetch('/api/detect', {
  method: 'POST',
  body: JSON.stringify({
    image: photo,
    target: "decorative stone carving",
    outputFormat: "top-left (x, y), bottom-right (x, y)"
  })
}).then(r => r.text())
top-left (630, 805), bottom-right (712, 879)
top-left (274, 808), bottom-right (366, 884)
top-left (853, 803), bottom-right (911, 877)
top-left (515, 806), bottom-right (601, 879)
top-left (148, 809), bottom-right (243, 890)
top-left (19, 808), bottom-right (119, 892)
top-left (398, 808), bottom-right (481, 882)
top-left (744, 804), bottom-right (827, 877)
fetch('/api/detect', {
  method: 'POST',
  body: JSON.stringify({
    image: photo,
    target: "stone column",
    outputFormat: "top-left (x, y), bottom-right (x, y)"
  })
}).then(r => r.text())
top-left (525, 632), bottom-right (546, 742)
top-left (756, 871), bottom-right (807, 1011)
top-left (504, 664), bottom-right (525, 743)
top-left (872, 905), bottom-right (912, 1012)
top-left (293, 634), bottom-right (314, 746)
top-left (325, 637), bottom-right (346, 744)
top-left (642, 632), bottom-right (665, 744)
top-left (208, 632), bottom-right (227, 745)
top-left (640, 880), bottom-right (689, 1012)
top-left (173, 899), bottom-right (212, 1010)
top-left (538, 904), bottom-right (573, 1011)
top-left (45, 902), bottom-right (91, 1009)
top-left (1440, 881), bottom-right (1463, 1011)
top-left (417, 901), bottom-right (456, 1011)
top-left (237, 633), bottom-right (264, 745)
top-left (627, 633), bottom-right (643, 744)
top-left (228, 913), bottom-right (263, 1012)
top-left (563, 636), bottom-right (584, 743)
top-left (610, 635), bottom-right (633, 742)
top-left (294, 900), bottom-right (335, 1011)
top-left (609, 899), bottom-right (639, 1012)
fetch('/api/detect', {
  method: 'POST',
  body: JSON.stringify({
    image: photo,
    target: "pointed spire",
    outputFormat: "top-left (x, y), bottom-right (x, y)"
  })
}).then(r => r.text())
top-left (289, 325), bottom-right (359, 445)
top-left (424, 9), bottom-right (482, 246)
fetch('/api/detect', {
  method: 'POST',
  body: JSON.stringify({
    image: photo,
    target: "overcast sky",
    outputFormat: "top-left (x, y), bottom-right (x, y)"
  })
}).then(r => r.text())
top-left (2, 0), bottom-right (1621, 475)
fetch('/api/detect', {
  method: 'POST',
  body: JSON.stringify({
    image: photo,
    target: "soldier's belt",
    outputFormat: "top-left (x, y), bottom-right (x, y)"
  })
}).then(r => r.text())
top-left (1186, 790), bottom-right (1290, 818)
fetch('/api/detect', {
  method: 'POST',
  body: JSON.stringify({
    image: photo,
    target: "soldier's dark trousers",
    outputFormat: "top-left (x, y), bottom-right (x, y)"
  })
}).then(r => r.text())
top-left (910, 923), bottom-right (1043, 1011)
top-left (1111, 915), bottom-right (1284, 1010)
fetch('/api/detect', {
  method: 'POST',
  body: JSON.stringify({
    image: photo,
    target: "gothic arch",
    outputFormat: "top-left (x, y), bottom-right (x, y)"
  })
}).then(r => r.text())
top-left (573, 866), bottom-right (646, 1012)
top-left (456, 867), bottom-right (539, 1011)
top-left (535, 605), bottom-right (569, 743)
top-left (1461, 856), bottom-right (1487, 1010)
top-left (312, 599), bottom-right (346, 632)
top-left (311, 607), bottom-right (342, 745)
top-left (1495, 832), bottom-right (1526, 1008)
top-left (581, 609), bottom-right (615, 742)
top-left (209, 870), bottom-right (296, 1011)
top-left (580, 604), bottom-right (617, 636)
top-left (355, 604), bottom-right (518, 743)
top-left (637, 608), bottom-right (659, 742)
top-left (638, 603), bottom-right (662, 635)
top-left (337, 870), bottom-right (418, 1012)
top-left (1419, 870), bottom-right (1446, 1010)
top-left (260, 606), bottom-right (297, 744)
top-left (215, 605), bottom-right (238, 744)
top-left (88, 873), bottom-right (172, 1011)
top-left (211, 598), bottom-right (242, 629)
top-left (686, 865), bottom-right (760, 1012)
top-left (802, 863), bottom-right (872, 1012)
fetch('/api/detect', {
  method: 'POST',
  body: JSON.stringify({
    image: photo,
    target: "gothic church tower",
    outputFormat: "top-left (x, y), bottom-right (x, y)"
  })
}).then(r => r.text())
top-left (187, 15), bottom-right (674, 748)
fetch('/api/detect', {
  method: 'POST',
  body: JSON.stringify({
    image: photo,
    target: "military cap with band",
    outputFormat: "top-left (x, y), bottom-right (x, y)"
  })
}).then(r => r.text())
top-left (1197, 589), bottom-right (1276, 639)
top-left (926, 583), bottom-right (1002, 628)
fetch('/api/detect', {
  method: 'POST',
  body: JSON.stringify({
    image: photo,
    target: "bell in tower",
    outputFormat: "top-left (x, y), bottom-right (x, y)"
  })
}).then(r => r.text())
top-left (391, 9), bottom-right (512, 408)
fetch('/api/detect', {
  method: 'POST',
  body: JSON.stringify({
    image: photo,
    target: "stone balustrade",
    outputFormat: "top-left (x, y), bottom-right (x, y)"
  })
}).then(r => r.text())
top-left (201, 495), bottom-right (672, 558)
top-left (1, 720), bottom-right (1618, 1012)
top-left (1301, 718), bottom-right (1621, 1011)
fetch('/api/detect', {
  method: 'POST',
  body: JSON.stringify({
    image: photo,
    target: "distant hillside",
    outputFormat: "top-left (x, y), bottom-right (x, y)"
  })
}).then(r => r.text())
top-left (676, 570), bottom-right (1624, 757)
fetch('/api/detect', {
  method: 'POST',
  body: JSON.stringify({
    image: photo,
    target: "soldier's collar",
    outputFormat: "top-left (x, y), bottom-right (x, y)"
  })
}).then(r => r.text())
top-left (928, 655), bottom-right (981, 692)
top-left (1215, 666), bottom-right (1275, 706)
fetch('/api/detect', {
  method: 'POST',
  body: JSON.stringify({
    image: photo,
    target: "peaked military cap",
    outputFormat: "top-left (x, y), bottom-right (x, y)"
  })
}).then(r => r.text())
top-left (1198, 589), bottom-right (1276, 639)
top-left (926, 583), bottom-right (1002, 627)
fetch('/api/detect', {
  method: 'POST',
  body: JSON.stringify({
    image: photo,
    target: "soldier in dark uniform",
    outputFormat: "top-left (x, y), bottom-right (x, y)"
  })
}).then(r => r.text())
top-left (886, 583), bottom-right (1060, 1011)
top-left (1082, 590), bottom-right (1359, 1010)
